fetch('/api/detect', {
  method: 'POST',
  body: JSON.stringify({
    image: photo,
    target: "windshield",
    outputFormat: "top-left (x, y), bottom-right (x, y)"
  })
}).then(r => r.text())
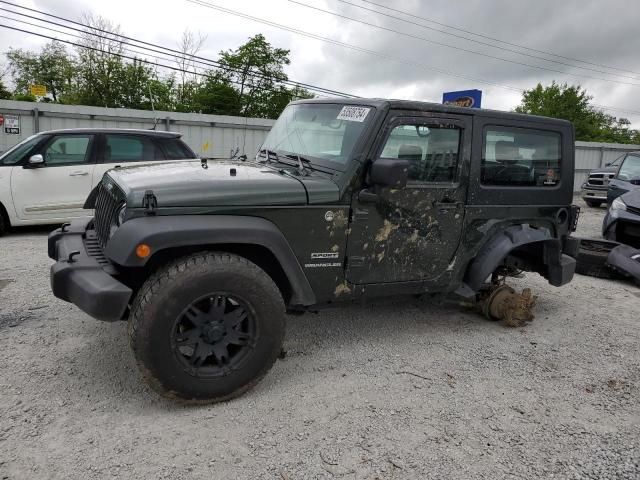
top-left (618, 154), bottom-right (640, 181)
top-left (260, 103), bottom-right (374, 167)
top-left (0, 135), bottom-right (42, 165)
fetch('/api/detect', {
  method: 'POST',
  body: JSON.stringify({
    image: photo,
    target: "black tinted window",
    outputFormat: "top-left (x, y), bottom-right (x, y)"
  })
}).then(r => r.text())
top-left (105, 135), bottom-right (163, 162)
top-left (158, 138), bottom-right (196, 160)
top-left (482, 127), bottom-right (561, 187)
top-left (380, 124), bottom-right (461, 183)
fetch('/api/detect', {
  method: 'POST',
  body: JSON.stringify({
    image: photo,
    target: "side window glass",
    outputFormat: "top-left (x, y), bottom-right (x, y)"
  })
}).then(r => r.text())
top-left (380, 124), bottom-right (461, 183)
top-left (105, 135), bottom-right (162, 162)
top-left (617, 155), bottom-right (640, 181)
top-left (482, 127), bottom-right (561, 186)
top-left (43, 136), bottom-right (92, 165)
top-left (159, 138), bottom-right (195, 160)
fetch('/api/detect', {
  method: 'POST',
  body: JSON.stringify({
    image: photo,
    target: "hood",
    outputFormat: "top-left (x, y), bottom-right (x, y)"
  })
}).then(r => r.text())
top-left (620, 189), bottom-right (640, 211)
top-left (589, 166), bottom-right (618, 175)
top-left (106, 160), bottom-right (340, 208)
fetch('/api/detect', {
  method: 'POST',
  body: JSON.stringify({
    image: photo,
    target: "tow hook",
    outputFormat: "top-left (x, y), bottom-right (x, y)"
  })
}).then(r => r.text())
top-left (478, 283), bottom-right (537, 327)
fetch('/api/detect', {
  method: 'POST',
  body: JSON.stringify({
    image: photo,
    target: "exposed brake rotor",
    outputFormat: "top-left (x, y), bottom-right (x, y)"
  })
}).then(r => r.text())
top-left (479, 284), bottom-right (537, 327)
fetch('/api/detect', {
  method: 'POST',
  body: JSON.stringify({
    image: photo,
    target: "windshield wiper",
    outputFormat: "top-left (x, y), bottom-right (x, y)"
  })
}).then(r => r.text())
top-left (283, 153), bottom-right (312, 176)
top-left (256, 148), bottom-right (280, 164)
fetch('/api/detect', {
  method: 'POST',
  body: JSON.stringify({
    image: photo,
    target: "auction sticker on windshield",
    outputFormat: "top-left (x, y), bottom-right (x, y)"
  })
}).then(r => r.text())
top-left (337, 106), bottom-right (371, 122)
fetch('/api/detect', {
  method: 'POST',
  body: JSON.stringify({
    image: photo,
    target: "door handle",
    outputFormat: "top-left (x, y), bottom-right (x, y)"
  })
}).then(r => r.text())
top-left (69, 171), bottom-right (89, 176)
top-left (433, 200), bottom-right (462, 211)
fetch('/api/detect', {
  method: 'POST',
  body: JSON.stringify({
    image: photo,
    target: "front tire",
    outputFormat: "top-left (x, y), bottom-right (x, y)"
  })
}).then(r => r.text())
top-left (584, 199), bottom-right (602, 208)
top-left (129, 252), bottom-right (285, 404)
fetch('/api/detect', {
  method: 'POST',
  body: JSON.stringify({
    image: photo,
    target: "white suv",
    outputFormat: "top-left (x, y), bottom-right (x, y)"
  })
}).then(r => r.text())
top-left (0, 128), bottom-right (197, 235)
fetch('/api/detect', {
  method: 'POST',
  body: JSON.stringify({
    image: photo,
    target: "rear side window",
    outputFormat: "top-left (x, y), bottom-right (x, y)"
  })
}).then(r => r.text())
top-left (105, 135), bottom-right (163, 163)
top-left (617, 154), bottom-right (640, 181)
top-left (158, 138), bottom-right (196, 160)
top-left (482, 127), bottom-right (561, 187)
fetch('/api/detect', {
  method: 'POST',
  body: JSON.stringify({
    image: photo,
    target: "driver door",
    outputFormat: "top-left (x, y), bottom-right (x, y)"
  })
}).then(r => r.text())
top-left (11, 133), bottom-right (96, 222)
top-left (346, 113), bottom-right (471, 285)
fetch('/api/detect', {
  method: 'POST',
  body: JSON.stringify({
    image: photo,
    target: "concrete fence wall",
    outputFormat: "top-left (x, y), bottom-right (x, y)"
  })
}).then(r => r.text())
top-left (1, 100), bottom-right (637, 192)
top-left (0, 100), bottom-right (275, 159)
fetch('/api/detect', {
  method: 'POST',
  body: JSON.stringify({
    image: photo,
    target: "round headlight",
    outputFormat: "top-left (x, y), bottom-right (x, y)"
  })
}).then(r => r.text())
top-left (117, 203), bottom-right (127, 226)
top-left (610, 197), bottom-right (626, 212)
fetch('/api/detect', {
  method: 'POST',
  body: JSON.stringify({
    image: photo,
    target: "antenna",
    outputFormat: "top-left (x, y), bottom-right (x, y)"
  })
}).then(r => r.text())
top-left (148, 82), bottom-right (159, 130)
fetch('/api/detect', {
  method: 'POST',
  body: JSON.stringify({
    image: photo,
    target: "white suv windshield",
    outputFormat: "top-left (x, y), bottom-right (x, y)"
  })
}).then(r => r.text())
top-left (0, 135), bottom-right (42, 165)
top-left (260, 104), bottom-right (374, 166)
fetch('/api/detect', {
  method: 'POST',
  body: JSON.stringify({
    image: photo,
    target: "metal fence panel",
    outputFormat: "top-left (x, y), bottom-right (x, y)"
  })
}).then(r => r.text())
top-left (0, 100), bottom-right (274, 159)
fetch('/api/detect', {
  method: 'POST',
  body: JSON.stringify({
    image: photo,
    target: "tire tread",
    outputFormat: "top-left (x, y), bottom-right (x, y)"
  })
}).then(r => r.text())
top-left (128, 251), bottom-right (285, 404)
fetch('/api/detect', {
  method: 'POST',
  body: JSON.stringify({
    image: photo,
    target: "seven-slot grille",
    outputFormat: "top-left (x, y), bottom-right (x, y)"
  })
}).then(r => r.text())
top-left (94, 181), bottom-right (124, 247)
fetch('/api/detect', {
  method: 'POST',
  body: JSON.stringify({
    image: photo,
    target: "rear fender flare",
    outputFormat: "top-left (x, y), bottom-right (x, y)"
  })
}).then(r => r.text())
top-left (105, 215), bottom-right (316, 306)
top-left (463, 224), bottom-right (555, 291)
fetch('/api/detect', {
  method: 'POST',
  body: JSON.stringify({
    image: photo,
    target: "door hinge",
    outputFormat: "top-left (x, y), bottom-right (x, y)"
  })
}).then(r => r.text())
top-left (142, 190), bottom-right (158, 215)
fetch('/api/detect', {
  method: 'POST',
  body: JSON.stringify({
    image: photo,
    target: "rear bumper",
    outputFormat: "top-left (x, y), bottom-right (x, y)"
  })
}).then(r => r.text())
top-left (49, 219), bottom-right (132, 322)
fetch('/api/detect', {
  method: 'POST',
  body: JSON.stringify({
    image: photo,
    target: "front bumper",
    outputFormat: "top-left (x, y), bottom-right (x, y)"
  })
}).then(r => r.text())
top-left (602, 208), bottom-right (640, 248)
top-left (49, 219), bottom-right (132, 322)
top-left (581, 185), bottom-right (608, 202)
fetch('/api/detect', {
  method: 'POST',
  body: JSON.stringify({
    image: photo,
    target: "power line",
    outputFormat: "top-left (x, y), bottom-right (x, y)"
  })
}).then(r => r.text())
top-left (350, 0), bottom-right (640, 78)
top-left (185, 0), bottom-right (524, 92)
top-left (186, 0), bottom-right (640, 120)
top-left (3, 1), bottom-right (640, 120)
top-left (0, 23), bottom-right (319, 105)
top-left (0, 0), bottom-right (355, 99)
top-left (288, 0), bottom-right (640, 86)
top-left (0, 9), bottom-right (346, 101)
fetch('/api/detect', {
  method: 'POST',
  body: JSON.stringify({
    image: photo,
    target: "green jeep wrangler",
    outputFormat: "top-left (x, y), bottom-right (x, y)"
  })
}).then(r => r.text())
top-left (49, 99), bottom-right (580, 403)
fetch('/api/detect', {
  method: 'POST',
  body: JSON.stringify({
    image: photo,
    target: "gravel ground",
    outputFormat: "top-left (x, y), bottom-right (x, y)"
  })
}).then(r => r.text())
top-left (0, 198), bottom-right (638, 480)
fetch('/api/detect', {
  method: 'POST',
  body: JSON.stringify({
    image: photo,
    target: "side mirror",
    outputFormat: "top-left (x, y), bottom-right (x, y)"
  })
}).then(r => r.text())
top-left (370, 159), bottom-right (410, 188)
top-left (27, 154), bottom-right (44, 167)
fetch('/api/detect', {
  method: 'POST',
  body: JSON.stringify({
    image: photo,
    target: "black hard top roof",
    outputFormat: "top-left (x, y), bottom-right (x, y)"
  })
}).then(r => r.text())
top-left (36, 128), bottom-right (182, 138)
top-left (292, 97), bottom-right (573, 127)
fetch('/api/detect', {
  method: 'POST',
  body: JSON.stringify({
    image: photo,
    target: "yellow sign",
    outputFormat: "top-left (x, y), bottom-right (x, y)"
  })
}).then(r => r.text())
top-left (29, 85), bottom-right (47, 97)
top-left (202, 141), bottom-right (210, 152)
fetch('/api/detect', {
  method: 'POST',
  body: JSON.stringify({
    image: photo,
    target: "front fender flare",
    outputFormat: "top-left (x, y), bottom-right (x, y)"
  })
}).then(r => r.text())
top-left (463, 224), bottom-right (555, 292)
top-left (105, 215), bottom-right (316, 306)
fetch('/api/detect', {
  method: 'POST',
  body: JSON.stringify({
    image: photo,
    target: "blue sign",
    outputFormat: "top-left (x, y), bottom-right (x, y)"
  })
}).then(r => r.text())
top-left (442, 89), bottom-right (482, 108)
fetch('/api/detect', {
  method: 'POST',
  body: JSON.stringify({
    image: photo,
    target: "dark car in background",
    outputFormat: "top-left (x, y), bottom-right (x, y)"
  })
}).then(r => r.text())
top-left (581, 155), bottom-right (622, 207)
top-left (606, 151), bottom-right (640, 204)
top-left (603, 189), bottom-right (640, 248)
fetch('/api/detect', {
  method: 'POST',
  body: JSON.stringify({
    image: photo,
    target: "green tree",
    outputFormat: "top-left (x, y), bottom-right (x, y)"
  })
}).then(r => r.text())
top-left (75, 13), bottom-right (127, 107)
top-left (192, 73), bottom-right (242, 115)
top-left (515, 82), bottom-right (640, 143)
top-left (215, 34), bottom-right (314, 118)
top-left (0, 79), bottom-right (11, 99)
top-left (7, 41), bottom-right (76, 102)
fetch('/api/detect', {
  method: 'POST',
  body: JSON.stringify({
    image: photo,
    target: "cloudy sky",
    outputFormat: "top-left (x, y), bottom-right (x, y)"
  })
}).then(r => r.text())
top-left (7, 0), bottom-right (640, 126)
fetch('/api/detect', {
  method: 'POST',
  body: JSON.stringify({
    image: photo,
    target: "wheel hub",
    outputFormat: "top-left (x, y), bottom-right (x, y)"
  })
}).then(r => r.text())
top-left (172, 293), bottom-right (256, 375)
top-left (202, 322), bottom-right (226, 343)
